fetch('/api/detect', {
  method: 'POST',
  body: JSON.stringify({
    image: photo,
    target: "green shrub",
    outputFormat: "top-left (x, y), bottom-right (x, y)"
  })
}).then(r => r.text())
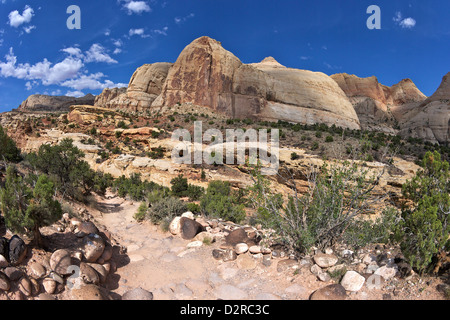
top-left (0, 125), bottom-right (21, 162)
top-left (200, 181), bottom-right (246, 223)
top-left (147, 197), bottom-right (187, 227)
top-left (395, 151), bottom-right (450, 274)
top-left (186, 202), bottom-right (201, 214)
top-left (134, 202), bottom-right (148, 222)
top-left (325, 135), bottom-right (334, 143)
top-left (248, 161), bottom-right (396, 254)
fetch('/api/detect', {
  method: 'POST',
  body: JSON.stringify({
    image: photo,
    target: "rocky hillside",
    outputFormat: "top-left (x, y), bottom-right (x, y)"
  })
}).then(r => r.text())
top-left (18, 94), bottom-right (95, 113)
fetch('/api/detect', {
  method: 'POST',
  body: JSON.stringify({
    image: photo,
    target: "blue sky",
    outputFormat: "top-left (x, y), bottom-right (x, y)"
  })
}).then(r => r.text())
top-left (0, 0), bottom-right (449, 112)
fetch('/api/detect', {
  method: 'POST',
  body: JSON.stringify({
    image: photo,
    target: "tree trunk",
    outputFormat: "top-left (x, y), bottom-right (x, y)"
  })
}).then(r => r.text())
top-left (33, 224), bottom-right (44, 248)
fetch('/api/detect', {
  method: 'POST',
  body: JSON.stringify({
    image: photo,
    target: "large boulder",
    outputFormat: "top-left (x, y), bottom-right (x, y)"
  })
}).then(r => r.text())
top-left (310, 284), bottom-right (347, 300)
top-left (82, 234), bottom-right (105, 263)
top-left (50, 249), bottom-right (73, 275)
top-left (180, 217), bottom-right (204, 240)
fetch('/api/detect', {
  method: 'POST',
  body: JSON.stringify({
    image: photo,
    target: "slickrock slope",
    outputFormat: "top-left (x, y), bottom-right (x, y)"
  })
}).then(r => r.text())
top-left (399, 72), bottom-right (450, 144)
top-left (18, 94), bottom-right (95, 112)
top-left (331, 73), bottom-right (427, 133)
top-left (95, 63), bottom-right (173, 112)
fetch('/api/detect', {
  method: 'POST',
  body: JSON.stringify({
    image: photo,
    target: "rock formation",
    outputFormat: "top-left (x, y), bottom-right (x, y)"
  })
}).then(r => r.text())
top-left (18, 94), bottom-right (95, 113)
top-left (331, 73), bottom-right (427, 133)
top-left (398, 72), bottom-right (450, 144)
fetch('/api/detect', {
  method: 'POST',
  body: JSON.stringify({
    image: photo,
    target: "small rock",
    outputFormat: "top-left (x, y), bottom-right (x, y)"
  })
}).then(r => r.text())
top-left (70, 284), bottom-right (107, 300)
top-left (277, 259), bottom-right (299, 272)
top-left (341, 271), bottom-right (365, 292)
top-left (181, 211), bottom-right (195, 220)
top-left (77, 221), bottom-right (99, 235)
top-left (88, 263), bottom-right (108, 283)
top-left (30, 278), bottom-right (40, 296)
top-left (212, 249), bottom-right (225, 260)
top-left (0, 254), bottom-right (8, 268)
top-left (187, 241), bottom-right (203, 248)
top-left (374, 265), bottom-right (398, 280)
top-left (222, 249), bottom-right (237, 262)
top-left (236, 254), bottom-right (257, 270)
top-left (225, 228), bottom-right (249, 246)
top-left (313, 253), bottom-right (339, 268)
top-left (194, 231), bottom-right (215, 243)
top-left (29, 262), bottom-right (46, 279)
top-left (180, 217), bottom-right (204, 240)
top-left (18, 277), bottom-right (32, 297)
top-left (325, 248), bottom-right (334, 255)
top-left (83, 234), bottom-right (105, 263)
top-left (8, 235), bottom-right (27, 265)
top-left (80, 262), bottom-right (100, 285)
top-left (43, 278), bottom-right (57, 294)
top-left (310, 264), bottom-right (323, 276)
top-left (310, 284), bottom-right (347, 300)
top-left (169, 217), bottom-right (182, 235)
top-left (318, 272), bottom-right (331, 282)
top-left (3, 266), bottom-right (23, 281)
top-left (50, 249), bottom-right (73, 275)
top-left (37, 293), bottom-right (56, 300)
top-left (97, 243), bottom-right (113, 264)
top-left (0, 271), bottom-right (10, 291)
top-left (122, 288), bottom-right (154, 300)
top-left (235, 243), bottom-right (249, 254)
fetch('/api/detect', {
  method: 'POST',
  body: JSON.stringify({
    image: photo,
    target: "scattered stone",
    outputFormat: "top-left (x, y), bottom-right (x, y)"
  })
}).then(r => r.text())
top-left (77, 221), bottom-right (99, 235)
top-left (0, 238), bottom-right (8, 259)
top-left (97, 243), bottom-right (113, 264)
top-left (8, 235), bottom-right (27, 265)
top-left (180, 217), bottom-right (204, 240)
top-left (212, 249), bottom-right (225, 260)
top-left (29, 261), bottom-right (46, 279)
top-left (194, 231), bottom-right (215, 244)
top-left (30, 278), bottom-right (40, 296)
top-left (366, 263), bottom-right (379, 274)
top-left (374, 265), bottom-right (398, 280)
top-left (225, 228), bottom-right (249, 246)
top-left (310, 284), bottom-right (347, 300)
top-left (43, 278), bottom-right (57, 294)
top-left (83, 234), bottom-right (105, 263)
top-left (187, 241), bottom-right (203, 248)
top-left (0, 271), bottom-right (10, 291)
top-left (3, 266), bottom-right (23, 281)
top-left (222, 249), bottom-right (237, 262)
top-left (50, 249), bottom-right (72, 275)
top-left (313, 253), bottom-right (339, 268)
top-left (328, 264), bottom-right (346, 274)
top-left (341, 271), bottom-right (366, 292)
top-left (70, 284), bottom-right (107, 300)
top-left (0, 255), bottom-right (7, 268)
top-left (181, 211), bottom-right (195, 220)
top-left (310, 264), bottom-right (323, 276)
top-left (277, 259), bottom-right (299, 273)
top-left (122, 288), bottom-right (154, 300)
top-left (169, 217), bottom-right (182, 235)
top-left (88, 263), bottom-right (108, 284)
top-left (362, 253), bottom-right (377, 265)
top-left (36, 293), bottom-right (56, 300)
top-left (249, 246), bottom-right (262, 254)
top-left (262, 255), bottom-right (272, 267)
top-left (18, 277), bottom-right (32, 297)
top-left (80, 262), bottom-right (100, 285)
top-left (235, 243), bottom-right (249, 254)
top-left (236, 253), bottom-right (257, 270)
top-left (318, 272), bottom-right (332, 282)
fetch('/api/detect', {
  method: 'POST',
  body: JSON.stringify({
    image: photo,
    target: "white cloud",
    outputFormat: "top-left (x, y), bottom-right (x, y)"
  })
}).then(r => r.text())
top-left (84, 43), bottom-right (117, 64)
top-left (23, 25), bottom-right (36, 34)
top-left (113, 48), bottom-right (122, 55)
top-left (129, 28), bottom-right (150, 38)
top-left (8, 5), bottom-right (34, 28)
top-left (174, 13), bottom-right (195, 25)
top-left (122, 1), bottom-right (151, 15)
top-left (152, 26), bottom-right (168, 36)
top-left (61, 73), bottom-right (127, 91)
top-left (393, 11), bottom-right (416, 29)
top-left (61, 47), bottom-right (84, 59)
top-left (400, 17), bottom-right (416, 29)
top-left (66, 90), bottom-right (85, 98)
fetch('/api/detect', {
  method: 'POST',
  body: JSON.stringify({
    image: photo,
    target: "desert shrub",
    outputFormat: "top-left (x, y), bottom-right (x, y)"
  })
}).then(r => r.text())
top-left (325, 135), bottom-right (334, 143)
top-left (395, 151), bottom-right (450, 274)
top-left (248, 161), bottom-right (396, 254)
top-left (0, 125), bottom-right (21, 162)
top-left (134, 202), bottom-right (148, 222)
top-left (147, 197), bottom-right (187, 227)
top-left (170, 174), bottom-right (205, 201)
top-left (0, 166), bottom-right (62, 247)
top-left (291, 152), bottom-right (300, 160)
top-left (200, 180), bottom-right (246, 223)
top-left (113, 173), bottom-right (165, 201)
top-left (186, 203), bottom-right (201, 214)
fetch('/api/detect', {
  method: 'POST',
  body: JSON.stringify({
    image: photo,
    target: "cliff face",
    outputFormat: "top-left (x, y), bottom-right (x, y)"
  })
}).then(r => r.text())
top-left (331, 73), bottom-right (427, 134)
top-left (18, 94), bottom-right (95, 112)
top-left (398, 72), bottom-right (450, 144)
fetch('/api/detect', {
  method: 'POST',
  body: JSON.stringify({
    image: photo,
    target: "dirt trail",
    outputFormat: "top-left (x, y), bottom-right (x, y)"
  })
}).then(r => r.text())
top-left (87, 192), bottom-right (445, 301)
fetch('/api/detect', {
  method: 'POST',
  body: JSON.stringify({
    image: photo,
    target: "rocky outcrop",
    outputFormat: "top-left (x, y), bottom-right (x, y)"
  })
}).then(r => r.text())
top-left (331, 73), bottom-right (427, 133)
top-left (18, 94), bottom-right (95, 112)
top-left (151, 37), bottom-right (361, 130)
top-left (94, 88), bottom-right (126, 109)
top-left (96, 63), bottom-right (173, 112)
top-left (399, 72), bottom-right (450, 144)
